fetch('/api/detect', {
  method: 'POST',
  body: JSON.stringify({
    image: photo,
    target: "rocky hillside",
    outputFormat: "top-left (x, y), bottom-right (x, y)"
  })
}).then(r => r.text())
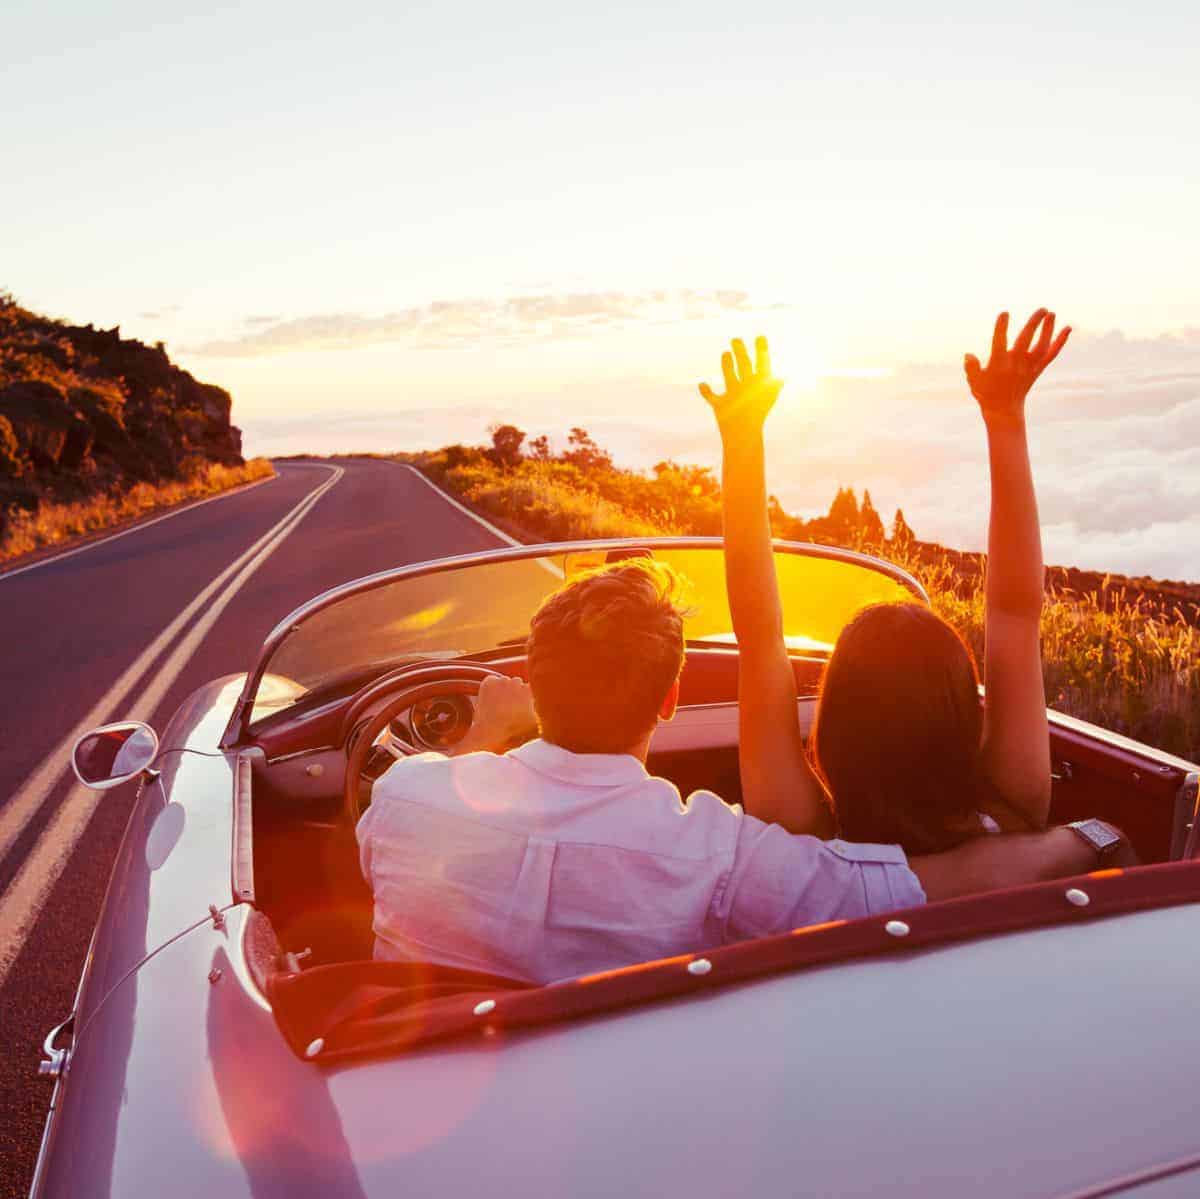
top-left (0, 294), bottom-right (243, 521)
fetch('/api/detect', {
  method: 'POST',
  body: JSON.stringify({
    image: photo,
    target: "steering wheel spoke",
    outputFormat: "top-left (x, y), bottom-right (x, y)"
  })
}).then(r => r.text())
top-left (381, 730), bottom-right (417, 759)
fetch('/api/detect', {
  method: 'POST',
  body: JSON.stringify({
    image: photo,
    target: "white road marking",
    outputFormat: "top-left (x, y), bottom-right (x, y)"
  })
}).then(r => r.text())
top-left (398, 463), bottom-right (563, 578)
top-left (0, 466), bottom-right (334, 866)
top-left (398, 463), bottom-right (522, 545)
top-left (0, 468), bottom-right (280, 583)
top-left (0, 465), bottom-right (343, 986)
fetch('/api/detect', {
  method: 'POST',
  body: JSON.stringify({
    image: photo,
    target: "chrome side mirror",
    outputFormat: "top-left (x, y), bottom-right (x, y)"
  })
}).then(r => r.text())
top-left (71, 722), bottom-right (160, 790)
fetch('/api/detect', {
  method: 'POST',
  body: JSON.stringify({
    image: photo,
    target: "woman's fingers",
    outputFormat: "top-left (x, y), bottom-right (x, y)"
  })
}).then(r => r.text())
top-left (1030, 311), bottom-right (1056, 359)
top-left (991, 312), bottom-right (1010, 363)
top-left (732, 338), bottom-right (753, 381)
top-left (963, 353), bottom-right (982, 388)
top-left (721, 352), bottom-right (737, 392)
top-left (968, 309), bottom-right (1070, 409)
top-left (1043, 326), bottom-right (1071, 368)
top-left (1028, 323), bottom-right (1071, 385)
top-left (1013, 308), bottom-right (1049, 355)
top-left (706, 337), bottom-right (774, 411)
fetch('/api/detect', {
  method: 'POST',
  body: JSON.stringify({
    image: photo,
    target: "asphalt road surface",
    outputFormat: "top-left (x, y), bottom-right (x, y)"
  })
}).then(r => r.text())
top-left (0, 457), bottom-right (519, 1198)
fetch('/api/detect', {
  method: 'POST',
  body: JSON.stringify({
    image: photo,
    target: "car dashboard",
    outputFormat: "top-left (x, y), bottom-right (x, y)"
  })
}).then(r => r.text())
top-left (248, 647), bottom-right (827, 814)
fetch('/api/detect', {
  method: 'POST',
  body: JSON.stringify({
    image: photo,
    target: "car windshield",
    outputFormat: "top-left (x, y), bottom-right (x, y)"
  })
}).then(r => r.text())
top-left (246, 539), bottom-right (924, 726)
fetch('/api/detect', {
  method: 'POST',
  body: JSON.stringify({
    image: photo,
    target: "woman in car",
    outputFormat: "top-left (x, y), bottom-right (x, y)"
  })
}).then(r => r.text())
top-left (699, 310), bottom-right (1080, 856)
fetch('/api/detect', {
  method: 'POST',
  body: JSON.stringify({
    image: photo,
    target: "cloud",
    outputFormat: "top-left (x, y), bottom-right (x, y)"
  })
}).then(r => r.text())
top-left (756, 327), bottom-right (1200, 579)
top-left (239, 321), bottom-right (1200, 580)
top-left (190, 289), bottom-right (755, 357)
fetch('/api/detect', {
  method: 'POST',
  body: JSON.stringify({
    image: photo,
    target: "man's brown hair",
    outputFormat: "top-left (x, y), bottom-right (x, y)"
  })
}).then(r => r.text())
top-left (527, 560), bottom-right (687, 753)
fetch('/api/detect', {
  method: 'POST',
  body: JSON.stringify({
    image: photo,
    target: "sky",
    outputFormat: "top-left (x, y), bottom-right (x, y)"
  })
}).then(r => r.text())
top-left (4, 1), bottom-right (1198, 578)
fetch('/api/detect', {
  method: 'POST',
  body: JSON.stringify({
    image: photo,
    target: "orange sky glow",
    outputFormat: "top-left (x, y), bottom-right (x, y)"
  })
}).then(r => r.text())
top-left (4, 1), bottom-right (1197, 575)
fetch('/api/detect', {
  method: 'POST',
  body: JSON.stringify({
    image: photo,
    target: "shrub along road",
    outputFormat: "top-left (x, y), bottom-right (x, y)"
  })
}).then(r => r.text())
top-left (0, 457), bottom-right (512, 1197)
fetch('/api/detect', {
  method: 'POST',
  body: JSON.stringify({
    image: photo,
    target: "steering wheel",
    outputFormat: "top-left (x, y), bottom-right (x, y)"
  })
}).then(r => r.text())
top-left (342, 662), bottom-right (505, 823)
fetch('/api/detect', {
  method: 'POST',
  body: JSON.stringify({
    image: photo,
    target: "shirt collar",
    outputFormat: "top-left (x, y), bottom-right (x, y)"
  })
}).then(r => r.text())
top-left (509, 739), bottom-right (649, 787)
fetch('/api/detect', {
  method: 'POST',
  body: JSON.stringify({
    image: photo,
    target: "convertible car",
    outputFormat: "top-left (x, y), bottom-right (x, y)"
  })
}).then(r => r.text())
top-left (32, 538), bottom-right (1200, 1198)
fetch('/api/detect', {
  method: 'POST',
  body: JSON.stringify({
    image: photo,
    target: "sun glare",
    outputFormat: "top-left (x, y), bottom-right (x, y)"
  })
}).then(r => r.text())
top-left (821, 366), bottom-right (894, 380)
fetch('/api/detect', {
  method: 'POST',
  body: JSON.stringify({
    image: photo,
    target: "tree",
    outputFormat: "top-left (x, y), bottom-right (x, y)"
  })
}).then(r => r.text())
top-left (528, 434), bottom-right (551, 461)
top-left (826, 487), bottom-right (860, 539)
top-left (891, 507), bottom-right (915, 547)
top-left (564, 427), bottom-right (612, 472)
top-left (442, 443), bottom-right (479, 470)
top-left (859, 489), bottom-right (885, 546)
top-left (653, 460), bottom-right (719, 498)
top-left (489, 423), bottom-right (526, 469)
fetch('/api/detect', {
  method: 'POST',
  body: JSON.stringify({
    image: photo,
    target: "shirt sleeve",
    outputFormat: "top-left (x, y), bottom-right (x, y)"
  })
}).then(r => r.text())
top-left (355, 751), bottom-right (449, 886)
top-left (718, 817), bottom-right (926, 942)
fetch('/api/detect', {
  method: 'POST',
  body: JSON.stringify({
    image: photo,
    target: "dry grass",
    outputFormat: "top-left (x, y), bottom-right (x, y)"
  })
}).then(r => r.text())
top-left (883, 542), bottom-right (1200, 762)
top-left (405, 446), bottom-right (1199, 763)
top-left (0, 458), bottom-right (276, 564)
top-left (405, 447), bottom-right (722, 540)
top-left (437, 459), bottom-right (675, 540)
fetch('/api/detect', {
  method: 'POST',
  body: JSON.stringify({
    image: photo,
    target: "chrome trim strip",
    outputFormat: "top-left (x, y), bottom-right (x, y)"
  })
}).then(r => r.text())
top-left (231, 752), bottom-right (255, 903)
top-left (1055, 1147), bottom-right (1200, 1199)
top-left (264, 745), bottom-right (337, 765)
top-left (222, 535), bottom-right (927, 747)
top-left (27, 1066), bottom-right (63, 1198)
top-left (671, 697), bottom-right (820, 714)
top-left (1047, 708), bottom-right (1200, 774)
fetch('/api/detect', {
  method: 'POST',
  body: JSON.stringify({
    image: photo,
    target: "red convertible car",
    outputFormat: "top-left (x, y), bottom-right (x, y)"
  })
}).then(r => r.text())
top-left (33, 538), bottom-right (1200, 1198)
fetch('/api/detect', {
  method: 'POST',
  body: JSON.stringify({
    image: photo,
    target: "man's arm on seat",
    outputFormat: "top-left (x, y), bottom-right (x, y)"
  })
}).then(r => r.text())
top-left (909, 827), bottom-right (1136, 902)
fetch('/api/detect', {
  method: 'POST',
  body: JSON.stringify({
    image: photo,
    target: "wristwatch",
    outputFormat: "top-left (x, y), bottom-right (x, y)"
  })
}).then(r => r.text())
top-left (1067, 818), bottom-right (1125, 862)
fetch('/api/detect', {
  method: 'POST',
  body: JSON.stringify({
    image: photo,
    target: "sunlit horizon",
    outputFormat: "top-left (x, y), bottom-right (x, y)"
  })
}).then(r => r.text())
top-left (4, 0), bottom-right (1198, 577)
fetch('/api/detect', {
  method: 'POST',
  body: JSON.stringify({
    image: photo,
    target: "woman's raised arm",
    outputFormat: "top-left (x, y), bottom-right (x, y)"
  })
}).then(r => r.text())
top-left (964, 309), bottom-right (1071, 830)
top-left (700, 337), bottom-right (833, 837)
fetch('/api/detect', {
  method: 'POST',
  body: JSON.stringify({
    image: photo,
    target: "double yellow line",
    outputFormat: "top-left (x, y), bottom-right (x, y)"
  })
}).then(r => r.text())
top-left (0, 464), bottom-right (342, 987)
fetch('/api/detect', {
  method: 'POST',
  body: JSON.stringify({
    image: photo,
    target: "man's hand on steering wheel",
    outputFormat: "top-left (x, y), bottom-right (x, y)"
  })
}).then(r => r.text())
top-left (345, 666), bottom-right (539, 823)
top-left (454, 675), bottom-right (538, 755)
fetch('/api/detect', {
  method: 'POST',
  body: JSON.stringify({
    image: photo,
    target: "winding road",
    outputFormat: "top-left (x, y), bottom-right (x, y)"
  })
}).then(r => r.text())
top-left (0, 458), bottom-right (514, 1197)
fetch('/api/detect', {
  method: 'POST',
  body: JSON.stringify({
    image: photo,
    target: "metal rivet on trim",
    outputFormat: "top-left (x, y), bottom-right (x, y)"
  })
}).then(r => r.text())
top-left (473, 999), bottom-right (497, 1016)
top-left (1066, 888), bottom-right (1090, 907)
top-left (305, 1038), bottom-right (325, 1058)
top-left (207, 968), bottom-right (222, 984)
top-left (885, 920), bottom-right (910, 938)
top-left (687, 958), bottom-right (713, 975)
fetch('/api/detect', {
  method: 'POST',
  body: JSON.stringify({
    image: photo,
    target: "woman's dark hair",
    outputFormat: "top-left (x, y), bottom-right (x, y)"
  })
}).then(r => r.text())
top-left (812, 602), bottom-right (988, 856)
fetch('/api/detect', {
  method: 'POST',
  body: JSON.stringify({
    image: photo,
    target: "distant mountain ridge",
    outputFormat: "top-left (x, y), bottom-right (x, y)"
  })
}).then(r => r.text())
top-left (0, 294), bottom-right (243, 525)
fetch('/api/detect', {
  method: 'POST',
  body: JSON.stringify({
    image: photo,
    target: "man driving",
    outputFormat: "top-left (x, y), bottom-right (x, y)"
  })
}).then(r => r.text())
top-left (358, 559), bottom-right (1104, 984)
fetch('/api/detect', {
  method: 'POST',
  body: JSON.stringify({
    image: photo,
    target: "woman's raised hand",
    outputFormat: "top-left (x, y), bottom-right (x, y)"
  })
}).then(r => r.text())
top-left (699, 336), bottom-right (782, 439)
top-left (964, 309), bottom-right (1071, 429)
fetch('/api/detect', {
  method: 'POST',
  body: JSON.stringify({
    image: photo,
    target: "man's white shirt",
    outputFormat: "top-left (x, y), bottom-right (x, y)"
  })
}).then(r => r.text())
top-left (357, 738), bottom-right (925, 984)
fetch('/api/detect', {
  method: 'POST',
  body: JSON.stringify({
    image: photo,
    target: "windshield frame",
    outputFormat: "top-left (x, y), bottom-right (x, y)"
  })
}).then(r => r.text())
top-left (220, 536), bottom-right (928, 748)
